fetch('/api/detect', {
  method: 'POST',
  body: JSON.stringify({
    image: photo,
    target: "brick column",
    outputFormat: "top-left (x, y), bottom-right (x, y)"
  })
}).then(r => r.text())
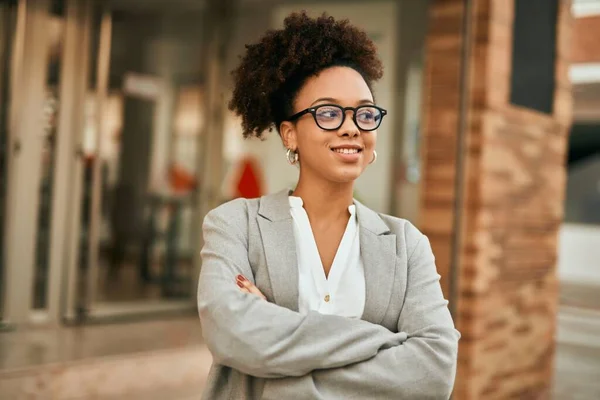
top-left (420, 0), bottom-right (573, 398)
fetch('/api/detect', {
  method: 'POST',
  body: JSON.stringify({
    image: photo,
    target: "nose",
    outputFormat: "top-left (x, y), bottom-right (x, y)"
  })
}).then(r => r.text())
top-left (338, 110), bottom-right (360, 137)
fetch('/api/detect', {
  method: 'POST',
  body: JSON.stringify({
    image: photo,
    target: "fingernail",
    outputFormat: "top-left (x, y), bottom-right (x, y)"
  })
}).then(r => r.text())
top-left (236, 280), bottom-right (245, 288)
top-left (236, 274), bottom-right (245, 281)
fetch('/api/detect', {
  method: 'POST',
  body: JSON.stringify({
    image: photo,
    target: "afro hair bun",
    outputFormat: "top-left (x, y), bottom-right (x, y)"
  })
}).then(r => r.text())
top-left (228, 11), bottom-right (383, 139)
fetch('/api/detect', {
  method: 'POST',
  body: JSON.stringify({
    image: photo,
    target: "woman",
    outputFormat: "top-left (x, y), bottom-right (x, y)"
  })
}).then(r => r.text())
top-left (198, 12), bottom-right (460, 400)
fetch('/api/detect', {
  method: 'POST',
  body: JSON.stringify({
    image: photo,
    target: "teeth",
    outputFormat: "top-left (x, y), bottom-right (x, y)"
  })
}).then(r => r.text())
top-left (333, 148), bottom-right (359, 154)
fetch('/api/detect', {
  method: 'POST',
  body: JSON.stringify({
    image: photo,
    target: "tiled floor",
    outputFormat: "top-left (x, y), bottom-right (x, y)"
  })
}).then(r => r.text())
top-left (560, 281), bottom-right (600, 311)
top-left (554, 341), bottom-right (600, 400)
top-left (552, 281), bottom-right (600, 399)
top-left (97, 383), bottom-right (205, 400)
top-left (0, 316), bottom-right (209, 399)
top-left (0, 316), bottom-right (203, 371)
top-left (0, 345), bottom-right (212, 400)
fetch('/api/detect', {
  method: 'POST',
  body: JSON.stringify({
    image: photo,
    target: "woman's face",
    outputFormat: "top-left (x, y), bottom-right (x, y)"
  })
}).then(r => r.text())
top-left (280, 66), bottom-right (378, 184)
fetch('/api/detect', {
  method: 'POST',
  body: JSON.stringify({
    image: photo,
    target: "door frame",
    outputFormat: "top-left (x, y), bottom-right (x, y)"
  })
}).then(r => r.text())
top-left (1, 0), bottom-right (52, 326)
top-left (0, 0), bottom-right (19, 322)
top-left (47, 0), bottom-right (94, 323)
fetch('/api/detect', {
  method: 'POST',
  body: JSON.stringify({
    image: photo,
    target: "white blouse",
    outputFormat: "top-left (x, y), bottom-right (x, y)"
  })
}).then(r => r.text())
top-left (288, 196), bottom-right (366, 318)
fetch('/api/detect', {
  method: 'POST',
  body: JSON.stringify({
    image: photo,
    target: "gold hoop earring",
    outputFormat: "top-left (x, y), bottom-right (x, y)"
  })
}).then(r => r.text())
top-left (286, 148), bottom-right (298, 165)
top-left (370, 150), bottom-right (377, 164)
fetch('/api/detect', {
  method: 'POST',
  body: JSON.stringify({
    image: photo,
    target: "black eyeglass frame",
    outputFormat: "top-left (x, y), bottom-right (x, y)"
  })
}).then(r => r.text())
top-left (286, 104), bottom-right (388, 132)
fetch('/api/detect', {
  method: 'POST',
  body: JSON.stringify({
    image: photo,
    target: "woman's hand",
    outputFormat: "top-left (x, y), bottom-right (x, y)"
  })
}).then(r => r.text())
top-left (236, 274), bottom-right (267, 300)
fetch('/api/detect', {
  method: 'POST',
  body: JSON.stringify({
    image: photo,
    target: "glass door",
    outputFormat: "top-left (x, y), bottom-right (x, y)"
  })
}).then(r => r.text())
top-left (1, 0), bottom-right (54, 326)
top-left (1, 0), bottom-right (97, 326)
top-left (0, 0), bottom-right (19, 322)
top-left (64, 3), bottom-right (210, 320)
top-left (395, 57), bottom-right (424, 224)
top-left (32, 0), bottom-right (66, 312)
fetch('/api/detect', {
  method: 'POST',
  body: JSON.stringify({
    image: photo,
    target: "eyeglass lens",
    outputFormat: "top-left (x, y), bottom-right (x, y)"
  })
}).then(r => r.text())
top-left (314, 105), bottom-right (382, 131)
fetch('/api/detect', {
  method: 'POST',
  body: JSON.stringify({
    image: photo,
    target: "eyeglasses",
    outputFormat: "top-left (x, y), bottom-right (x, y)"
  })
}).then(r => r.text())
top-left (286, 104), bottom-right (387, 132)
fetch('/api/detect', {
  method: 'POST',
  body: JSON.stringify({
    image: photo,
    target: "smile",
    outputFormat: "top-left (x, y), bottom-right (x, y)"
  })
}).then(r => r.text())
top-left (332, 148), bottom-right (361, 154)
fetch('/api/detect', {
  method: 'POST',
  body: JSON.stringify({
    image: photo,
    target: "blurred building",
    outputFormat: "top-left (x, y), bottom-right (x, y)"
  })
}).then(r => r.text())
top-left (0, 0), bottom-right (597, 399)
top-left (554, 2), bottom-right (600, 399)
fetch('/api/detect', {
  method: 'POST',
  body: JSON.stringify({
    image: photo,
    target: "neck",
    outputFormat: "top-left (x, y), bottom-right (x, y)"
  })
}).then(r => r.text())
top-left (292, 173), bottom-right (354, 221)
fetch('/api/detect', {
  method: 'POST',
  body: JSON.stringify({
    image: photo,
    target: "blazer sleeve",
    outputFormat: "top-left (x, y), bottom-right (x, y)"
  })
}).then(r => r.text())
top-left (261, 224), bottom-right (460, 400)
top-left (198, 201), bottom-right (407, 379)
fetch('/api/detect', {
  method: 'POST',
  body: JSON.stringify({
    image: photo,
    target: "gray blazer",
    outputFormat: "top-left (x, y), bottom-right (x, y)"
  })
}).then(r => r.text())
top-left (198, 189), bottom-right (460, 399)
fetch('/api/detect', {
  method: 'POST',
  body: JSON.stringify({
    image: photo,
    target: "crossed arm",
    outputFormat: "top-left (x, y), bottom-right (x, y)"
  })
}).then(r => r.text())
top-left (259, 232), bottom-right (460, 399)
top-left (198, 206), bottom-right (459, 398)
top-left (198, 208), bottom-right (408, 378)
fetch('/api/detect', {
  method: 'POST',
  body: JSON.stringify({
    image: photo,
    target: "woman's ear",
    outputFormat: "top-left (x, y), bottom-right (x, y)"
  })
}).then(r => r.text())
top-left (279, 121), bottom-right (298, 150)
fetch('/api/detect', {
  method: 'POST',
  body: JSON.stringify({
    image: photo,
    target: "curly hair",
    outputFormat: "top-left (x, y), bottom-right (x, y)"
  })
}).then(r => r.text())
top-left (228, 11), bottom-right (384, 139)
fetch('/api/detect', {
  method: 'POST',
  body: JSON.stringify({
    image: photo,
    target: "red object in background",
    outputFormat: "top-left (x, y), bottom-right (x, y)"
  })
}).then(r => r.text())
top-left (169, 164), bottom-right (196, 192)
top-left (234, 157), bottom-right (263, 199)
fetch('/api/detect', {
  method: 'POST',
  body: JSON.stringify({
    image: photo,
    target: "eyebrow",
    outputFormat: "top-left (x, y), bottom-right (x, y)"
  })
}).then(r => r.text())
top-left (310, 97), bottom-right (375, 106)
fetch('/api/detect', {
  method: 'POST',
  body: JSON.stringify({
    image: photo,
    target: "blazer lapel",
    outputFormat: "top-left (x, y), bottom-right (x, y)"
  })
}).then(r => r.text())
top-left (257, 189), bottom-right (299, 312)
top-left (355, 201), bottom-right (397, 325)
